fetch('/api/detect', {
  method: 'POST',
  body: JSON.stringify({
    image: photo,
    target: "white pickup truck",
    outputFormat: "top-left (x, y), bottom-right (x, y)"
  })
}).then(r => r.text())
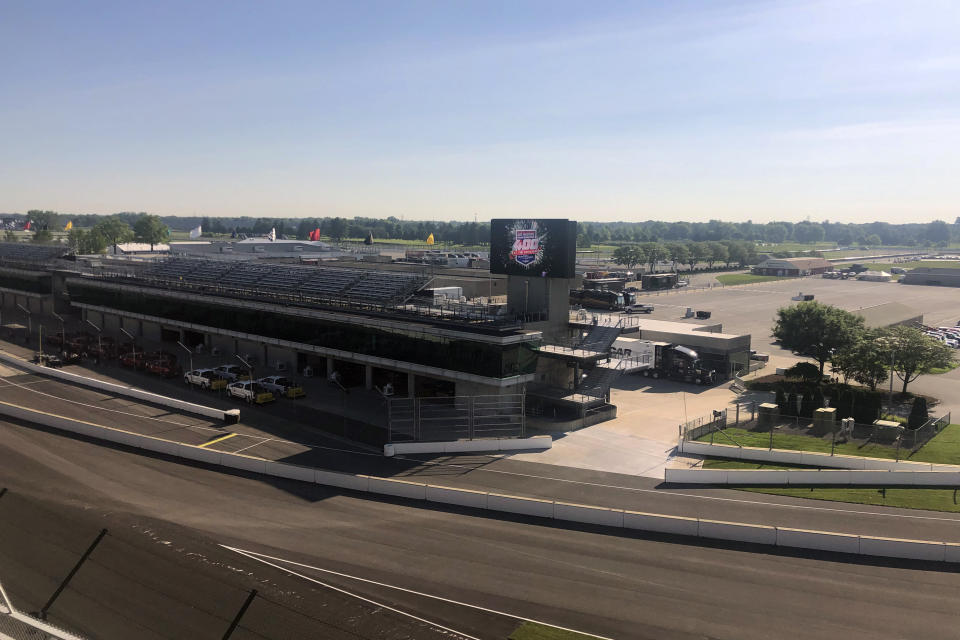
top-left (184, 368), bottom-right (227, 390)
top-left (226, 381), bottom-right (274, 404)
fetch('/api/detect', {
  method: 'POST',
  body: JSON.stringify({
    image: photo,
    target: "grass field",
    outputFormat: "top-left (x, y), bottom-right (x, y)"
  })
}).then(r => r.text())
top-left (509, 622), bottom-right (601, 640)
top-left (701, 425), bottom-right (960, 512)
top-left (714, 274), bottom-right (797, 285)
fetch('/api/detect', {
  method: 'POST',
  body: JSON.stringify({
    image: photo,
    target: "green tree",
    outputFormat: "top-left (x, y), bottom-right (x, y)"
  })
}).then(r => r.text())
top-left (133, 214), bottom-right (170, 250)
top-left (800, 391), bottom-right (816, 418)
top-left (793, 222), bottom-right (826, 244)
top-left (773, 302), bottom-right (865, 374)
top-left (881, 326), bottom-right (955, 393)
top-left (689, 242), bottom-right (710, 271)
top-left (326, 217), bottom-right (348, 242)
top-left (612, 245), bottom-right (644, 271)
top-left (705, 242), bottom-right (728, 269)
top-left (640, 242), bottom-right (668, 272)
top-left (786, 392), bottom-right (799, 416)
top-left (908, 396), bottom-right (929, 429)
top-left (863, 234), bottom-right (882, 246)
top-left (764, 223), bottom-right (788, 243)
top-left (92, 217), bottom-right (134, 250)
top-left (924, 220), bottom-right (951, 247)
top-left (830, 331), bottom-right (890, 390)
top-left (666, 243), bottom-right (689, 270)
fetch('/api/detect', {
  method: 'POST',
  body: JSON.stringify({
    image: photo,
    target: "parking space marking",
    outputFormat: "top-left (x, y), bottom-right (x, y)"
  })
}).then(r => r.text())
top-left (198, 433), bottom-right (238, 448)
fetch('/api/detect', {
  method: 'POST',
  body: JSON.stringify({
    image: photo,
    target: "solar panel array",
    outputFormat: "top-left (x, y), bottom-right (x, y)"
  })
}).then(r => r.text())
top-left (0, 243), bottom-right (72, 263)
top-left (140, 258), bottom-right (428, 305)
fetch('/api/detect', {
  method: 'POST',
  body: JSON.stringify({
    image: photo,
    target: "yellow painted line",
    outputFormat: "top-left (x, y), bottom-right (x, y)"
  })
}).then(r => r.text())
top-left (199, 432), bottom-right (238, 448)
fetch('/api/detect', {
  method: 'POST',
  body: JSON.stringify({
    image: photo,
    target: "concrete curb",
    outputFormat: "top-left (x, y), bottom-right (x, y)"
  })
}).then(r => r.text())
top-left (665, 467), bottom-right (960, 486)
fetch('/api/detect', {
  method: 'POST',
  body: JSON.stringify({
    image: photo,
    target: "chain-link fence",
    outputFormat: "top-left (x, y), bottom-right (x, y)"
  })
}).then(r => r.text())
top-left (681, 402), bottom-right (952, 458)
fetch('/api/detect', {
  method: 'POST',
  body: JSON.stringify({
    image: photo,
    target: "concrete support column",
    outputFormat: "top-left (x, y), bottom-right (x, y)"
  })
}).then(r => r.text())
top-left (407, 372), bottom-right (416, 398)
top-left (757, 402), bottom-right (778, 430)
top-left (365, 364), bottom-right (373, 390)
top-left (326, 357), bottom-right (335, 377)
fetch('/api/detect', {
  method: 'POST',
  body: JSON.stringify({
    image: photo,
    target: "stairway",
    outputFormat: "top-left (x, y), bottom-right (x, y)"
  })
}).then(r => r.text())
top-left (577, 324), bottom-right (621, 354)
top-left (576, 363), bottom-right (625, 401)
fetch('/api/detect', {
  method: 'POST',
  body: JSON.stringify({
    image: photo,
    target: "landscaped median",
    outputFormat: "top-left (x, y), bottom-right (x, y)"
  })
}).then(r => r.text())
top-left (4, 397), bottom-right (960, 564)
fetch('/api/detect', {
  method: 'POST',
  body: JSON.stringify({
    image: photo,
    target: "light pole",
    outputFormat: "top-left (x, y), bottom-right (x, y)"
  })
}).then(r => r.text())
top-left (85, 319), bottom-right (103, 362)
top-left (51, 312), bottom-right (65, 348)
top-left (235, 354), bottom-right (253, 382)
top-left (177, 340), bottom-right (193, 373)
top-left (16, 303), bottom-right (31, 342)
top-left (120, 327), bottom-right (136, 363)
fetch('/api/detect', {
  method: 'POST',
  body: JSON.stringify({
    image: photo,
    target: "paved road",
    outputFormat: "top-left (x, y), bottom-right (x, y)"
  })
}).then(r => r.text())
top-left (3, 419), bottom-right (960, 640)
top-left (5, 368), bottom-right (960, 545)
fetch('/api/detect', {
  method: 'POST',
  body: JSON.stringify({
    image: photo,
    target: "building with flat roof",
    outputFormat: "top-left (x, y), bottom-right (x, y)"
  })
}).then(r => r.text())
top-left (901, 267), bottom-right (960, 288)
top-left (853, 302), bottom-right (922, 329)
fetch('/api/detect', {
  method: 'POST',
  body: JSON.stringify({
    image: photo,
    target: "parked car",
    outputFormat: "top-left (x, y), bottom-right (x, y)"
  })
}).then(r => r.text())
top-left (214, 364), bottom-right (250, 381)
top-left (184, 368), bottom-right (228, 390)
top-left (624, 303), bottom-right (654, 314)
top-left (226, 381), bottom-right (274, 404)
top-left (120, 352), bottom-right (147, 370)
top-left (33, 353), bottom-right (63, 368)
top-left (146, 359), bottom-right (181, 378)
top-left (256, 376), bottom-right (306, 399)
top-left (749, 350), bottom-right (770, 362)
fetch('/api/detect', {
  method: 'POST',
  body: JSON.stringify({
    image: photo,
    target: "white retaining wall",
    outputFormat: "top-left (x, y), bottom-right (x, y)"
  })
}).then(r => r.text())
top-left (4, 399), bottom-right (959, 564)
top-left (679, 440), bottom-right (957, 472)
top-left (665, 468), bottom-right (960, 486)
top-left (384, 435), bottom-right (552, 456)
top-left (0, 350), bottom-right (238, 422)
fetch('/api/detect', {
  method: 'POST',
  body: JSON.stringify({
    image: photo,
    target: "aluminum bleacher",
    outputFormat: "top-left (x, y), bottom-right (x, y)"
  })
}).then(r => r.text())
top-left (140, 258), bottom-right (430, 306)
top-left (0, 243), bottom-right (72, 264)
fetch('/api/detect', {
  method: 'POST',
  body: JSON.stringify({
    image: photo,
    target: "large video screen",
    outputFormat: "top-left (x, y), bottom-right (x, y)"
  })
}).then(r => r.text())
top-left (489, 219), bottom-right (577, 278)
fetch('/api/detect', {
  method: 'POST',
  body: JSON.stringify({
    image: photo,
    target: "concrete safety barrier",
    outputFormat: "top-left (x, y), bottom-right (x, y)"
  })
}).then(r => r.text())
top-left (666, 467), bottom-right (960, 487)
top-left (5, 397), bottom-right (960, 565)
top-left (678, 439), bottom-right (951, 472)
top-left (0, 350), bottom-right (239, 423)
top-left (384, 435), bottom-right (552, 457)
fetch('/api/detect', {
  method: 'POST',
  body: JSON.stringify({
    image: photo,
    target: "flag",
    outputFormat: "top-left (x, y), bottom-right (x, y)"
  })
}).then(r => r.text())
top-left (64, 221), bottom-right (73, 231)
top-left (426, 233), bottom-right (434, 245)
top-left (309, 228), bottom-right (320, 241)
top-left (189, 225), bottom-right (202, 239)
top-left (268, 228), bottom-right (276, 241)
top-left (24, 221), bottom-right (31, 231)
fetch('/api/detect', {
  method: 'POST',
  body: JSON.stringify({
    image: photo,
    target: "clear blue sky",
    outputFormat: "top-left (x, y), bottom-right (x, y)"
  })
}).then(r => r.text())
top-left (2, 0), bottom-right (958, 222)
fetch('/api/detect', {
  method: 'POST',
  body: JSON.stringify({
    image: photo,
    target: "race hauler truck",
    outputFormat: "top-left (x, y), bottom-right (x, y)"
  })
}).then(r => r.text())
top-left (643, 343), bottom-right (716, 385)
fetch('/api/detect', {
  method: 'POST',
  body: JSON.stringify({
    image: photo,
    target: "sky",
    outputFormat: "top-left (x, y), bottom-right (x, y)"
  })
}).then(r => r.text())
top-left (2, 0), bottom-right (959, 223)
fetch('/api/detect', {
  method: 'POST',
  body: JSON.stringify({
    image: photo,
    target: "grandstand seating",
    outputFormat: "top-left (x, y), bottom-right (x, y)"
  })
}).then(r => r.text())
top-left (140, 258), bottom-right (430, 305)
top-left (0, 243), bottom-right (72, 263)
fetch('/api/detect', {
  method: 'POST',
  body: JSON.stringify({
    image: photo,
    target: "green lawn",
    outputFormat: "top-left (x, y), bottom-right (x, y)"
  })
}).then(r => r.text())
top-left (715, 274), bottom-right (797, 286)
top-left (698, 424), bottom-right (960, 464)
top-left (509, 622), bottom-right (602, 640)
top-left (701, 425), bottom-right (960, 512)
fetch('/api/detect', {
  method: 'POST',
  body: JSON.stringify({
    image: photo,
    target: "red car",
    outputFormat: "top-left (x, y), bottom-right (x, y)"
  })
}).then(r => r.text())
top-left (146, 359), bottom-right (181, 378)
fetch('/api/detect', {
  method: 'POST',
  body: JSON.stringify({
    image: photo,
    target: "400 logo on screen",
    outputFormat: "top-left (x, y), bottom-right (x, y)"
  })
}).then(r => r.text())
top-left (508, 222), bottom-right (546, 268)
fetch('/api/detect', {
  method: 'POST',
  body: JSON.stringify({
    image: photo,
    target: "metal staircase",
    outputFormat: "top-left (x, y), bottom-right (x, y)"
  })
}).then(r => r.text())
top-left (576, 360), bottom-right (628, 402)
top-left (576, 324), bottom-right (621, 354)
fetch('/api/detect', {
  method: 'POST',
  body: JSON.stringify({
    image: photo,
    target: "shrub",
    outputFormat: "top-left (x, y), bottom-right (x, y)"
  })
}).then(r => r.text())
top-left (775, 388), bottom-right (787, 414)
top-left (786, 392), bottom-right (799, 416)
top-left (908, 396), bottom-right (929, 429)
top-left (785, 362), bottom-right (821, 383)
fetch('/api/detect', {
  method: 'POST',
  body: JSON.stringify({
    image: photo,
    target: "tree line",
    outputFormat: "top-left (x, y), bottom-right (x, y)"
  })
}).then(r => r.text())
top-left (7, 210), bottom-right (958, 247)
top-left (611, 240), bottom-right (758, 272)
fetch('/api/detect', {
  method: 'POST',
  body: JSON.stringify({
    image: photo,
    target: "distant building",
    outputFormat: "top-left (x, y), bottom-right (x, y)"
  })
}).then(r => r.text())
top-left (901, 267), bottom-right (960, 288)
top-left (169, 239), bottom-right (350, 261)
top-left (856, 270), bottom-right (892, 282)
top-left (752, 257), bottom-right (833, 276)
top-left (114, 242), bottom-right (170, 255)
